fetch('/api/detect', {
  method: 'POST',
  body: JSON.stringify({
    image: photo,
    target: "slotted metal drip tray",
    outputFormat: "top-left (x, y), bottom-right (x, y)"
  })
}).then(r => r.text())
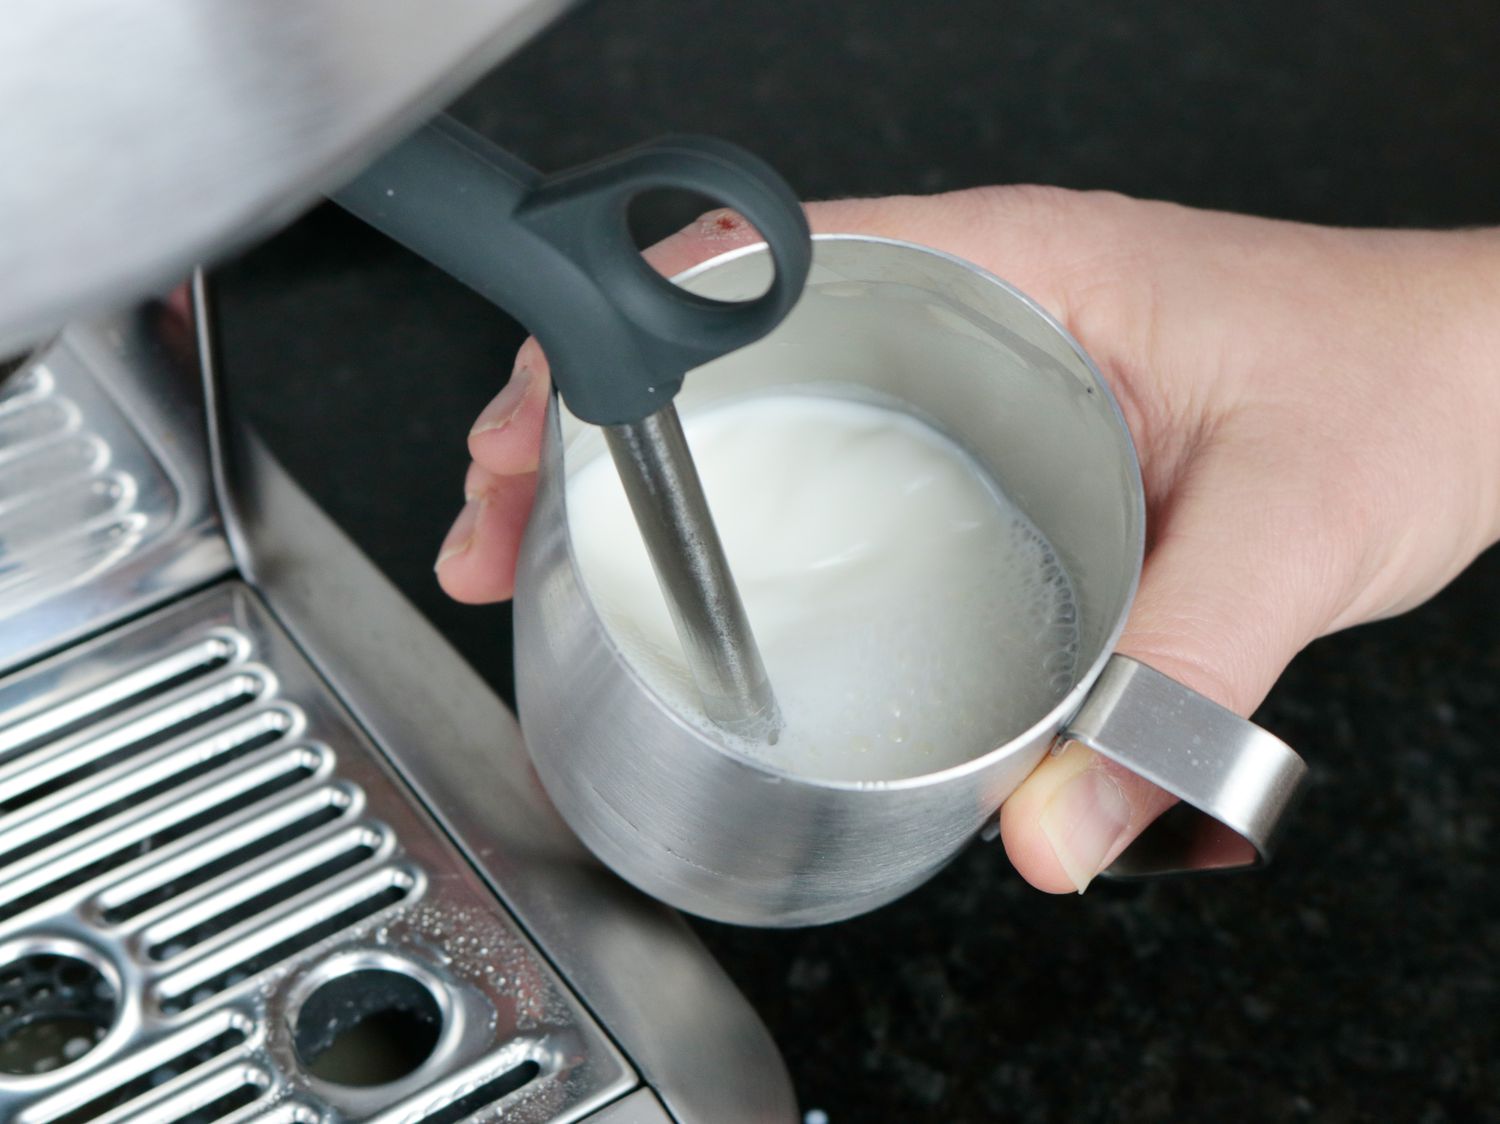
top-left (0, 582), bottom-right (633, 1123)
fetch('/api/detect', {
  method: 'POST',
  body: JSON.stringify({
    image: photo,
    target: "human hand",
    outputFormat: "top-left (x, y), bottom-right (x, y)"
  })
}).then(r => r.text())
top-left (435, 188), bottom-right (1500, 893)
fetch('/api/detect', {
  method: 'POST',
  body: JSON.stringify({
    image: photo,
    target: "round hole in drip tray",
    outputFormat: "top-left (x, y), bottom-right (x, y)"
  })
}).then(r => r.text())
top-left (0, 952), bottom-right (117, 1076)
top-left (293, 968), bottom-right (443, 1086)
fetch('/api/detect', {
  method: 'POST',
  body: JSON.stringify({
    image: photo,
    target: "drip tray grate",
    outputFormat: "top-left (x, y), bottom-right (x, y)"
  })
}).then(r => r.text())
top-left (0, 582), bottom-right (633, 1123)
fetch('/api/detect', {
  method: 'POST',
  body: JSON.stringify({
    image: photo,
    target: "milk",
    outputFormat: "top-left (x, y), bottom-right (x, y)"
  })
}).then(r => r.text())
top-left (565, 392), bottom-right (1080, 782)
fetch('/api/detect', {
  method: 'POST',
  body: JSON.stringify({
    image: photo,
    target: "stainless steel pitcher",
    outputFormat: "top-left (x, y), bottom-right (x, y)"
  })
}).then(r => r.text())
top-left (515, 235), bottom-right (1306, 927)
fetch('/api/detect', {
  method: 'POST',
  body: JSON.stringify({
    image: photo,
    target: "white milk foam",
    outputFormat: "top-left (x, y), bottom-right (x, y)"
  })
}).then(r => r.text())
top-left (566, 393), bottom-right (1080, 782)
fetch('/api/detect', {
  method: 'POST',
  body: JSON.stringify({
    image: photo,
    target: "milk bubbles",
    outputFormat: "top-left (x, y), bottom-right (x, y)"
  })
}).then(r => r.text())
top-left (565, 392), bottom-right (1080, 782)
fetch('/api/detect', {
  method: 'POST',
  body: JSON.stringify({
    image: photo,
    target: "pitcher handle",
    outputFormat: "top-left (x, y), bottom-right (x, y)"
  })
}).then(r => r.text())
top-left (1059, 655), bottom-right (1307, 876)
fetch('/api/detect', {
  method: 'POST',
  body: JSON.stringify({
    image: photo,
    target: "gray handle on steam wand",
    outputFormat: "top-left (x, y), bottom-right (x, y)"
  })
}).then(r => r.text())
top-left (330, 115), bottom-right (811, 742)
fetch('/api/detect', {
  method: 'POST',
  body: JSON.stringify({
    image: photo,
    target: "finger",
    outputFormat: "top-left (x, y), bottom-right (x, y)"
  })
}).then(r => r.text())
top-left (643, 187), bottom-right (1137, 320)
top-left (435, 463), bottom-right (538, 603)
top-left (1000, 740), bottom-right (1177, 894)
top-left (1001, 431), bottom-right (1329, 892)
top-left (468, 337), bottom-right (551, 478)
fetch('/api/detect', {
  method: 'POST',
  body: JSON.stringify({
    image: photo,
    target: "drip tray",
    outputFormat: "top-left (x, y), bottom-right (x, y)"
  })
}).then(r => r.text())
top-left (0, 582), bottom-right (634, 1123)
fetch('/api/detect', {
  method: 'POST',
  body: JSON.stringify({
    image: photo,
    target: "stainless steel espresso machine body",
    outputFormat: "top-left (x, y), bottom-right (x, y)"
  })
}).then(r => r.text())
top-left (0, 5), bottom-right (795, 1122)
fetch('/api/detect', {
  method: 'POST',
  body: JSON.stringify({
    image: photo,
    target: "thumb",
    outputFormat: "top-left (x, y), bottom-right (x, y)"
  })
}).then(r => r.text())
top-left (1000, 432), bottom-right (1323, 893)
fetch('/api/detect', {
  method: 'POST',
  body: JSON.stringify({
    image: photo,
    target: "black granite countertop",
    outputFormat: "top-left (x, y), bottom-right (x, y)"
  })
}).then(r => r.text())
top-left (216, 2), bottom-right (1500, 1119)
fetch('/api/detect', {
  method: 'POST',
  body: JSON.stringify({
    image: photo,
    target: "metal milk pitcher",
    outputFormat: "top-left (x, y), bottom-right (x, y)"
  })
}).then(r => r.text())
top-left (515, 235), bottom-right (1306, 927)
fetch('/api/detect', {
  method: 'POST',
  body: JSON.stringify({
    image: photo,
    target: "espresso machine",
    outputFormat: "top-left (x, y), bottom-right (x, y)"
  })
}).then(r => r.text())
top-left (0, 4), bottom-right (797, 1122)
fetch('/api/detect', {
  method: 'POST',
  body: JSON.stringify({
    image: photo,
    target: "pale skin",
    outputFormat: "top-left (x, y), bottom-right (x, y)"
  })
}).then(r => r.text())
top-left (434, 187), bottom-right (1500, 893)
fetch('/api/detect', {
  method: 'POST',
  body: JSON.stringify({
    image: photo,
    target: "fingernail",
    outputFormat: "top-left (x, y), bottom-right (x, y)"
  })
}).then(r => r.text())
top-left (1039, 768), bottom-right (1132, 894)
top-left (470, 365), bottom-right (532, 436)
top-left (435, 497), bottom-right (484, 569)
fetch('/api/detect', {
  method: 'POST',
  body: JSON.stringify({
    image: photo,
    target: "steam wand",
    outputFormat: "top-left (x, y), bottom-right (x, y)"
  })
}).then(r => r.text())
top-left (330, 116), bottom-right (811, 742)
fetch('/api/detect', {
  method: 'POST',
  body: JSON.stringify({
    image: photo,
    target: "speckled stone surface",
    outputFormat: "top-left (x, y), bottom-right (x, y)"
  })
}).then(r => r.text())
top-left (215, 2), bottom-right (1500, 1119)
